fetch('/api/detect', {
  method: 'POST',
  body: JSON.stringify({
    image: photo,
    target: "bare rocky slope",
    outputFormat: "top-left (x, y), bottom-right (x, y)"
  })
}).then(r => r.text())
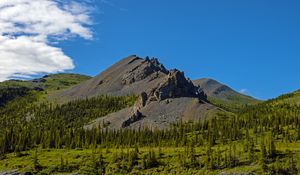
top-left (58, 55), bottom-right (169, 99)
top-left (57, 55), bottom-right (223, 130)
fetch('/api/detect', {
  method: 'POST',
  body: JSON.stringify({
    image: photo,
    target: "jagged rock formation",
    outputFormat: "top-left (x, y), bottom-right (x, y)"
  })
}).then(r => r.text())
top-left (122, 92), bottom-right (148, 128)
top-left (121, 57), bottom-right (168, 85)
top-left (147, 69), bottom-right (207, 102)
top-left (58, 55), bottom-right (169, 99)
top-left (119, 69), bottom-right (209, 128)
top-left (72, 55), bottom-right (222, 130)
top-left (58, 55), bottom-right (208, 102)
top-left (121, 110), bottom-right (145, 128)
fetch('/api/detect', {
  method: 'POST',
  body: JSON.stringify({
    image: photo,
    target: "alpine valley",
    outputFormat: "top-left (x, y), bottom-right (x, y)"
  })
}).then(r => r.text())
top-left (0, 55), bottom-right (299, 175)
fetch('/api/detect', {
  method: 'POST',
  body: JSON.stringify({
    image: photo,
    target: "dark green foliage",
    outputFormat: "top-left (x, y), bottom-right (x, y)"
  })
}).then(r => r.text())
top-left (0, 87), bottom-right (31, 107)
top-left (0, 80), bottom-right (299, 174)
top-left (248, 138), bottom-right (255, 163)
top-left (128, 148), bottom-right (139, 169)
top-left (79, 153), bottom-right (106, 175)
top-left (142, 150), bottom-right (159, 169)
top-left (267, 153), bottom-right (298, 175)
top-left (33, 149), bottom-right (42, 172)
top-left (1, 91), bottom-right (299, 155)
top-left (0, 94), bottom-right (137, 153)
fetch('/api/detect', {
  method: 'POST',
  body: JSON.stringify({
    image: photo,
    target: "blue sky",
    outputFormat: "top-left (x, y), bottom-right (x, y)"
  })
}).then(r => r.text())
top-left (23, 0), bottom-right (300, 99)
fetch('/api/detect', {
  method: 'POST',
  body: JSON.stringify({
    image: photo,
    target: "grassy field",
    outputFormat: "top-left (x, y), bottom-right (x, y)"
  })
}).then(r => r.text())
top-left (0, 74), bottom-right (90, 90)
top-left (1, 140), bottom-right (299, 175)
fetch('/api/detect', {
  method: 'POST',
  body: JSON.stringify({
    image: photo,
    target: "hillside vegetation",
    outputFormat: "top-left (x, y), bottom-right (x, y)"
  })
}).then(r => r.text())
top-left (0, 80), bottom-right (299, 174)
top-left (267, 89), bottom-right (300, 105)
top-left (0, 74), bottom-right (91, 90)
top-left (0, 70), bottom-right (299, 174)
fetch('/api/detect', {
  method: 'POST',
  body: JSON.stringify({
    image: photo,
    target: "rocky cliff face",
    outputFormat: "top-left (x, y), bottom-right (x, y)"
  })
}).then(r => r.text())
top-left (121, 57), bottom-right (168, 85)
top-left (58, 55), bottom-right (170, 99)
top-left (131, 69), bottom-right (207, 110)
top-left (119, 65), bottom-right (208, 128)
top-left (58, 55), bottom-right (207, 102)
top-left (57, 55), bottom-right (219, 130)
top-left (147, 69), bottom-right (207, 102)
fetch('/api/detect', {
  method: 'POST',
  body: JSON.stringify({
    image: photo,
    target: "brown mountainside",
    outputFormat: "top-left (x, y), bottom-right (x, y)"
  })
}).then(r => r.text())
top-left (56, 55), bottom-right (223, 130)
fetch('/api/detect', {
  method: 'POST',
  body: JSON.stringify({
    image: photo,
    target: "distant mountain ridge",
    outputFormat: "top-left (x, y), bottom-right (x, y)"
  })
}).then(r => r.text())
top-left (193, 78), bottom-right (259, 111)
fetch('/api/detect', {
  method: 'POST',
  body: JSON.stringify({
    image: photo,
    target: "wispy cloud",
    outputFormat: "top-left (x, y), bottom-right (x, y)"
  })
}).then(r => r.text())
top-left (0, 0), bottom-right (93, 81)
top-left (239, 89), bottom-right (248, 94)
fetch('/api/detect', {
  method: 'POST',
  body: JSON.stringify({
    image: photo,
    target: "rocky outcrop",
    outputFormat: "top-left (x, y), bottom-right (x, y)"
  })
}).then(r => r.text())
top-left (122, 92), bottom-right (148, 128)
top-left (121, 57), bottom-right (168, 85)
top-left (135, 92), bottom-right (148, 110)
top-left (121, 109), bottom-right (145, 128)
top-left (120, 69), bottom-right (208, 128)
top-left (58, 55), bottom-right (208, 101)
top-left (58, 55), bottom-right (218, 130)
top-left (147, 69), bottom-right (207, 102)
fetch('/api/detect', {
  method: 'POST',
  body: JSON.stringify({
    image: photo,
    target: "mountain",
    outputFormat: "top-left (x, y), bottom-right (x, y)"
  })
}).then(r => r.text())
top-left (193, 78), bottom-right (259, 111)
top-left (0, 56), bottom-right (262, 130)
top-left (0, 56), bottom-right (261, 130)
top-left (55, 55), bottom-right (224, 130)
top-left (57, 55), bottom-right (169, 99)
top-left (0, 56), bottom-right (299, 174)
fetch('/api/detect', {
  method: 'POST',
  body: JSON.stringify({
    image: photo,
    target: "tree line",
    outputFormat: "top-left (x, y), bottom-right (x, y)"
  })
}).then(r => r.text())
top-left (0, 91), bottom-right (299, 174)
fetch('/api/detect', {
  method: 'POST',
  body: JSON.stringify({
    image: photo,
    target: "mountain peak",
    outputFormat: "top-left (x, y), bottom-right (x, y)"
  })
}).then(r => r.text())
top-left (57, 55), bottom-right (215, 130)
top-left (59, 55), bottom-right (206, 100)
top-left (121, 56), bottom-right (168, 85)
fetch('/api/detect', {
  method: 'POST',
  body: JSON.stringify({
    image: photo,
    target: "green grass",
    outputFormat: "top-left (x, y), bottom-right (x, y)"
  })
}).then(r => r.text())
top-left (41, 73), bottom-right (91, 91)
top-left (0, 73), bottom-right (91, 91)
top-left (0, 73), bottom-right (91, 105)
top-left (1, 139), bottom-right (299, 174)
top-left (208, 95), bottom-right (260, 112)
top-left (268, 89), bottom-right (300, 105)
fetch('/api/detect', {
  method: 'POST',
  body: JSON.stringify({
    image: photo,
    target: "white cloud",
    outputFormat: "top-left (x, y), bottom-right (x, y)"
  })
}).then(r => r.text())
top-left (0, 35), bottom-right (74, 81)
top-left (0, 0), bottom-right (93, 81)
top-left (239, 89), bottom-right (248, 94)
